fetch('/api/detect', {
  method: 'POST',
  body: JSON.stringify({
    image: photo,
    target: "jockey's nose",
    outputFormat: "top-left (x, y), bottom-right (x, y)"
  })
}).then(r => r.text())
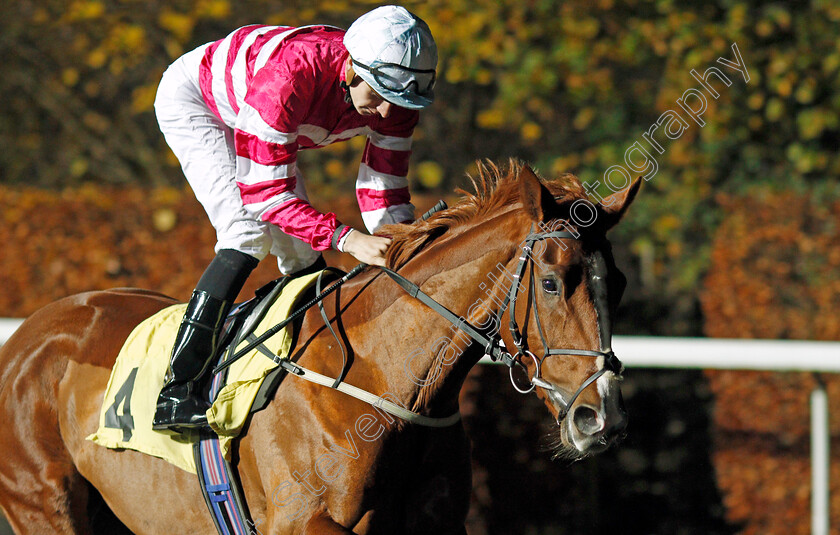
top-left (377, 100), bottom-right (393, 118)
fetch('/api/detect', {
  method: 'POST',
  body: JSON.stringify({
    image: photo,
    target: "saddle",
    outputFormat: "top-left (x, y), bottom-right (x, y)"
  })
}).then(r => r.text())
top-left (86, 269), bottom-right (338, 472)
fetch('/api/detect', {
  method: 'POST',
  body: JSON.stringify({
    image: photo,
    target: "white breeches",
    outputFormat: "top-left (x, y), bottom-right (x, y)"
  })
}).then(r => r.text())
top-left (153, 43), bottom-right (320, 275)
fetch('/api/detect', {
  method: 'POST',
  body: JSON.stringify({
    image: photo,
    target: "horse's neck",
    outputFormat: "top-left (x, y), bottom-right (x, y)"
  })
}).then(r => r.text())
top-left (364, 212), bottom-right (524, 419)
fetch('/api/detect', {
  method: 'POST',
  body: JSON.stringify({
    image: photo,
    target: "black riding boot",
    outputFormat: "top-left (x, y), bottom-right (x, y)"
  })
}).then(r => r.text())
top-left (152, 249), bottom-right (258, 431)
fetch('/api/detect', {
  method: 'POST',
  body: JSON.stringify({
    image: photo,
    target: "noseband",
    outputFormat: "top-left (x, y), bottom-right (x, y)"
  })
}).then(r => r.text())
top-left (377, 225), bottom-right (623, 422)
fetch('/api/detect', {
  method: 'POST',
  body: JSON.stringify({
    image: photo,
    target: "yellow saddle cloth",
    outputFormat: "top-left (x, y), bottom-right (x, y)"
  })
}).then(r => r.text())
top-left (87, 272), bottom-right (322, 473)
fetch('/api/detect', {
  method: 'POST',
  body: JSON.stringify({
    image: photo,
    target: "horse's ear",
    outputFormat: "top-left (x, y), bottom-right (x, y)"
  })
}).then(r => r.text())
top-left (519, 165), bottom-right (552, 222)
top-left (599, 177), bottom-right (642, 230)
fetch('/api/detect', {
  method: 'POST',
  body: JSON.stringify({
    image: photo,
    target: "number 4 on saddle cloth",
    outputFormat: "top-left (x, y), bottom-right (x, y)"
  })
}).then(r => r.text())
top-left (87, 270), bottom-right (330, 473)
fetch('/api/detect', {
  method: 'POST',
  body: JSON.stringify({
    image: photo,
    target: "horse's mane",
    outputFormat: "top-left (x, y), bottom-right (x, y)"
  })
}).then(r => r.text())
top-left (383, 159), bottom-right (588, 267)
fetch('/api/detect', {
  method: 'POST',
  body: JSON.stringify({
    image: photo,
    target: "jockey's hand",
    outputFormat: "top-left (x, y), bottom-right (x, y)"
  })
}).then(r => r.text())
top-left (343, 230), bottom-right (391, 267)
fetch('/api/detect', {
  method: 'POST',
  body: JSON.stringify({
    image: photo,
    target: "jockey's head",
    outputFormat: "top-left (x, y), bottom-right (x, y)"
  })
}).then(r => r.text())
top-left (344, 5), bottom-right (437, 112)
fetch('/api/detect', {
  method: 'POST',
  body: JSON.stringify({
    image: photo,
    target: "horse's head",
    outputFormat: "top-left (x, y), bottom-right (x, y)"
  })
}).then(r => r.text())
top-left (383, 161), bottom-right (638, 459)
top-left (502, 164), bottom-right (639, 459)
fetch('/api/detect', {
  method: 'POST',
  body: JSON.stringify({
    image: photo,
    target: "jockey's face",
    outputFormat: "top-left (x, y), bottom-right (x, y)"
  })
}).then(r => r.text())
top-left (345, 59), bottom-right (395, 119)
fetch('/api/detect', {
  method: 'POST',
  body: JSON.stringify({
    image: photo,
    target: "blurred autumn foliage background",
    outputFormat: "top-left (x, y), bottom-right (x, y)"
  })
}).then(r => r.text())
top-left (1, 0), bottom-right (839, 533)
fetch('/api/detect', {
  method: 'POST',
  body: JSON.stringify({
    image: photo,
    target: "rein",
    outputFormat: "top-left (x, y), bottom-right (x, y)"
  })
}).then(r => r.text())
top-left (212, 201), bottom-right (464, 428)
top-left (217, 204), bottom-right (622, 427)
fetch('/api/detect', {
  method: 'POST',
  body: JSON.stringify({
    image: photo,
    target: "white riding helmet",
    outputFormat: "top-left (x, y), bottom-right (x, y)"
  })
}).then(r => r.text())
top-left (344, 5), bottom-right (438, 110)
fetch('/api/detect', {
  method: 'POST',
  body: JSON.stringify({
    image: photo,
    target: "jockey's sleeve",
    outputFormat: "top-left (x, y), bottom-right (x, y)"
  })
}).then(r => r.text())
top-left (233, 64), bottom-right (346, 251)
top-left (356, 110), bottom-right (418, 233)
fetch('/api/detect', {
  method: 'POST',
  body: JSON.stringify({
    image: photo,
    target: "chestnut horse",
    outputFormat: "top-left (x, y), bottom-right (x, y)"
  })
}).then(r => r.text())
top-left (0, 161), bottom-right (638, 534)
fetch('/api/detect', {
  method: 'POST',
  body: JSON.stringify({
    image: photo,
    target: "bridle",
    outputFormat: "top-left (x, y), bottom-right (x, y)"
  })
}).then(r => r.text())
top-left (498, 227), bottom-right (623, 420)
top-left (377, 224), bottom-right (624, 422)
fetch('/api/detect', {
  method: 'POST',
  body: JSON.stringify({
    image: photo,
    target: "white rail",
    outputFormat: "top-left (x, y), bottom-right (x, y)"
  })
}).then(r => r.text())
top-left (609, 336), bottom-right (835, 535)
top-left (612, 336), bottom-right (840, 373)
top-left (0, 319), bottom-right (22, 345)
top-left (0, 320), bottom-right (835, 533)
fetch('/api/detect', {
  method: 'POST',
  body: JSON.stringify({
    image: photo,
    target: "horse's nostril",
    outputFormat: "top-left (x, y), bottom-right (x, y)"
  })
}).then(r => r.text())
top-left (573, 406), bottom-right (604, 436)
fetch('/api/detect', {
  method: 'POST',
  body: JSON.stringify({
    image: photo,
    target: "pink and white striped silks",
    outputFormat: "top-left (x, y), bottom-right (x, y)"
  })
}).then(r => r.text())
top-left (155, 25), bottom-right (417, 273)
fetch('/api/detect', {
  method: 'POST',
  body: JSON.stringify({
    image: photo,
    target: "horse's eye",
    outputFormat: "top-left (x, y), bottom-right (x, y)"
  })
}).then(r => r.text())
top-left (541, 278), bottom-right (560, 295)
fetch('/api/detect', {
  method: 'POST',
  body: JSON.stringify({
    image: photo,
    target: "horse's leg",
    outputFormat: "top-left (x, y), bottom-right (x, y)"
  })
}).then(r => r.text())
top-left (403, 425), bottom-right (472, 535)
top-left (0, 349), bottom-right (93, 534)
top-left (0, 458), bottom-right (91, 535)
top-left (302, 512), bottom-right (356, 534)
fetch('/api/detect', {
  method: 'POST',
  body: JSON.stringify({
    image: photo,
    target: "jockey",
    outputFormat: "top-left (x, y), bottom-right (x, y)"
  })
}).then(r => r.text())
top-left (152, 5), bottom-right (437, 431)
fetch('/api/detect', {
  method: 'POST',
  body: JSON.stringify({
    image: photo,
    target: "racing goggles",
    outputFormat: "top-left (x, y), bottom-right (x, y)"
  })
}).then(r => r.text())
top-left (352, 59), bottom-right (437, 96)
